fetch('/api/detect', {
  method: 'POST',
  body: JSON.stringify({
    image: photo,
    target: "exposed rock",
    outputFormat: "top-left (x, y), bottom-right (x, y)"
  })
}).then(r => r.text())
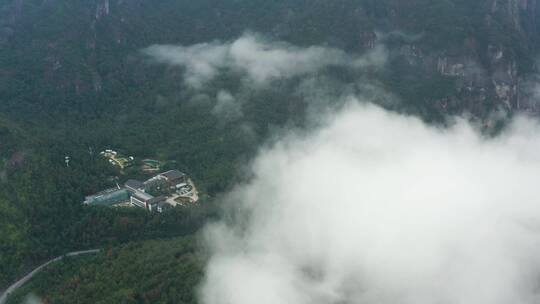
top-left (2, 0), bottom-right (540, 119)
top-left (399, 44), bottom-right (424, 65)
top-left (437, 57), bottom-right (466, 77)
top-left (92, 71), bottom-right (103, 93)
top-left (96, 0), bottom-right (110, 19)
top-left (360, 31), bottom-right (377, 49)
top-left (0, 0), bottom-right (24, 45)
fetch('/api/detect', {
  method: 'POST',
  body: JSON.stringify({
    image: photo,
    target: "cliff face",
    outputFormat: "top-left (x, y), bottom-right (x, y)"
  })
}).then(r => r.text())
top-left (381, 0), bottom-right (540, 116)
top-left (482, 0), bottom-right (538, 112)
top-left (0, 0), bottom-right (22, 45)
top-left (1, 0), bottom-right (540, 121)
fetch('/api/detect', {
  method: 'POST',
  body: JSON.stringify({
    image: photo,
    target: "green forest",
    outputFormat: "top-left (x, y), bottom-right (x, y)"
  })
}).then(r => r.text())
top-left (5, 237), bottom-right (203, 304)
top-left (1, 0), bottom-right (540, 302)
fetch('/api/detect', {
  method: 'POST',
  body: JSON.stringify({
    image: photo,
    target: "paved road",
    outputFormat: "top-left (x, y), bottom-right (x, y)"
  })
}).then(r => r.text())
top-left (0, 249), bottom-right (100, 304)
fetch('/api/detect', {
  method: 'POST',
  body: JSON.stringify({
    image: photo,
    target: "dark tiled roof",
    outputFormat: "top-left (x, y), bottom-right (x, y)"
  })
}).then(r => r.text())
top-left (161, 170), bottom-right (185, 181)
top-left (158, 202), bottom-right (173, 209)
top-left (148, 195), bottom-right (167, 205)
top-left (125, 179), bottom-right (144, 190)
top-left (132, 191), bottom-right (154, 202)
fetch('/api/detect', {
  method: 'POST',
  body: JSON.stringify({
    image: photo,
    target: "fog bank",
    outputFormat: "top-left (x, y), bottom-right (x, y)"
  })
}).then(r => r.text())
top-left (201, 101), bottom-right (540, 304)
top-left (142, 33), bottom-right (386, 89)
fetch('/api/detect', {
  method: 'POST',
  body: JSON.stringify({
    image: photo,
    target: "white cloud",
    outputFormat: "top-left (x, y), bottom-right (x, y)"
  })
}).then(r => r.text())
top-left (142, 33), bottom-right (387, 89)
top-left (143, 42), bottom-right (229, 89)
top-left (211, 90), bottom-right (243, 121)
top-left (201, 101), bottom-right (540, 304)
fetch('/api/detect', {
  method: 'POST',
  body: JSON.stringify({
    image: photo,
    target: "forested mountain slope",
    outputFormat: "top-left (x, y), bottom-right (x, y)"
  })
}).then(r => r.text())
top-left (1, 0), bottom-right (540, 124)
top-left (5, 237), bottom-right (202, 304)
top-left (2, 0), bottom-right (540, 301)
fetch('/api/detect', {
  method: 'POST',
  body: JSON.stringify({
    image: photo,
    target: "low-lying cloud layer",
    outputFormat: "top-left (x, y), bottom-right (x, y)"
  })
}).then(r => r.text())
top-left (211, 90), bottom-right (243, 121)
top-left (201, 101), bottom-right (540, 304)
top-left (143, 33), bottom-right (387, 89)
top-left (143, 33), bottom-right (389, 125)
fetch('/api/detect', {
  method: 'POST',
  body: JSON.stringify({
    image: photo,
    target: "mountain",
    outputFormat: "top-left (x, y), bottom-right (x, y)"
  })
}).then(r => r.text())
top-left (5, 237), bottom-right (202, 304)
top-left (1, 0), bottom-right (540, 124)
top-left (2, 0), bottom-right (540, 302)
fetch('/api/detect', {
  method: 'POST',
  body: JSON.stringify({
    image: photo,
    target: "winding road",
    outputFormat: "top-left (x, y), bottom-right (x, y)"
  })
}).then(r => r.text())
top-left (0, 249), bottom-right (100, 304)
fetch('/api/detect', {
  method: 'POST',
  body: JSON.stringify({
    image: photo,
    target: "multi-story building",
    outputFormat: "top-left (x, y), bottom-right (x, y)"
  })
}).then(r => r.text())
top-left (84, 170), bottom-right (196, 213)
top-left (83, 188), bottom-right (130, 206)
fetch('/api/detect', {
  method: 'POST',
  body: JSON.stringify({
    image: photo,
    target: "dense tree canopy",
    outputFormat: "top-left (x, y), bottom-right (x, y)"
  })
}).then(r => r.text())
top-left (1, 0), bottom-right (540, 301)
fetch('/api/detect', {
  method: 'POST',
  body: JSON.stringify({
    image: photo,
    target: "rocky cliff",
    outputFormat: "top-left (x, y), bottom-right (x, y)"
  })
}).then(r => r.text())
top-left (1, 0), bottom-right (540, 121)
top-left (384, 0), bottom-right (540, 116)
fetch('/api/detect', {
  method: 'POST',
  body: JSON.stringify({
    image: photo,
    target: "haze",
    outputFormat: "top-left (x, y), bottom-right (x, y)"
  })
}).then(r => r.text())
top-left (201, 102), bottom-right (540, 304)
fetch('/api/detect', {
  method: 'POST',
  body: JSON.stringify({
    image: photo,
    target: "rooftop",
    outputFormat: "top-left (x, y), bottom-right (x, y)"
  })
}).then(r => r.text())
top-left (85, 187), bottom-right (123, 199)
top-left (84, 188), bottom-right (130, 206)
top-left (125, 179), bottom-right (144, 190)
top-left (148, 195), bottom-right (167, 205)
top-left (132, 190), bottom-right (154, 202)
top-left (161, 169), bottom-right (186, 181)
top-left (158, 201), bottom-right (173, 209)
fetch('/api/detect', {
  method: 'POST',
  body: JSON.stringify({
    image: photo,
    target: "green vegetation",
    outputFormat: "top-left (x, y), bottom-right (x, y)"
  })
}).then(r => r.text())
top-left (0, 139), bottom-right (217, 288)
top-left (1, 0), bottom-right (539, 301)
top-left (5, 237), bottom-right (203, 304)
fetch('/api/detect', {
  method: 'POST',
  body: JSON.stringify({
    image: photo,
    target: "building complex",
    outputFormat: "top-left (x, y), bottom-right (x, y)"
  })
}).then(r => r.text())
top-left (83, 170), bottom-right (199, 212)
